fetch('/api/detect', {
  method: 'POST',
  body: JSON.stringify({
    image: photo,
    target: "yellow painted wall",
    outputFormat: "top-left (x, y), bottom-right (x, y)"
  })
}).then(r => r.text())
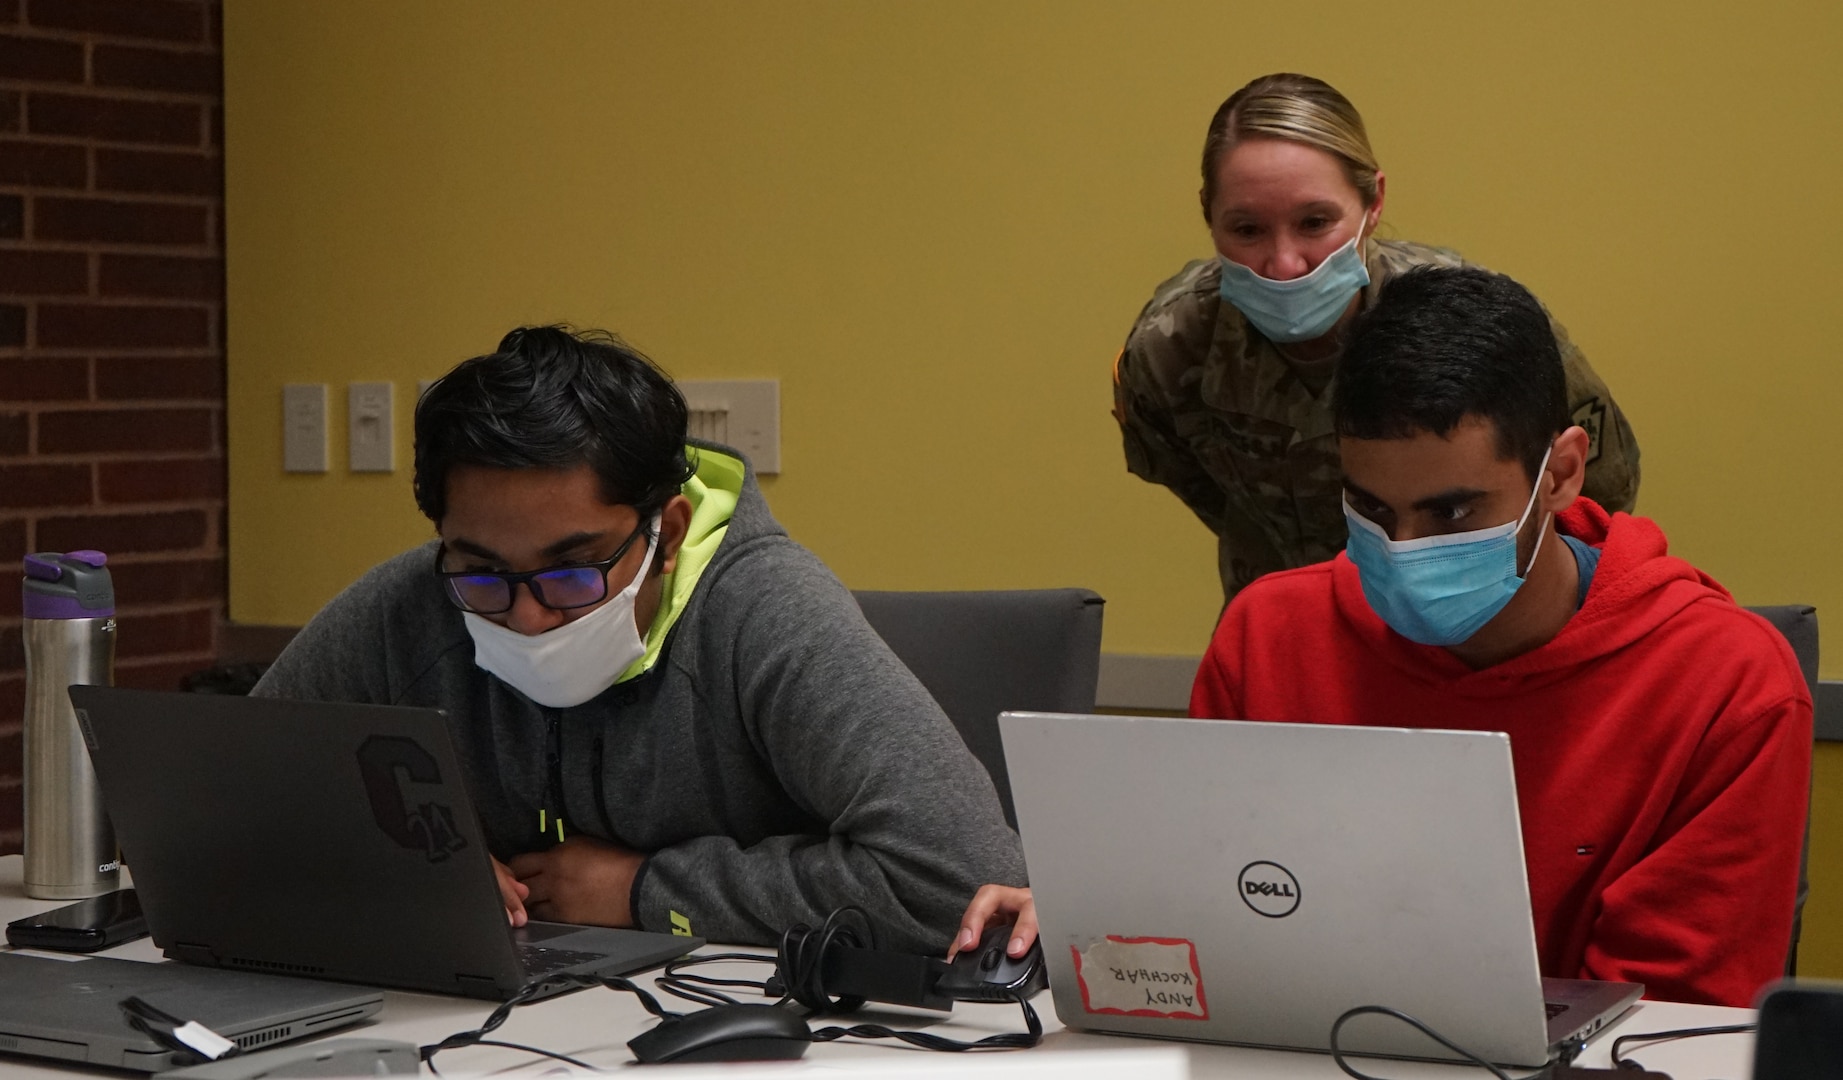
top-left (223, 3), bottom-right (1843, 968)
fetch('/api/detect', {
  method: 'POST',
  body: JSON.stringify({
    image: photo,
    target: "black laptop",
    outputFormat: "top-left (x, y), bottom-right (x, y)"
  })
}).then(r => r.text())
top-left (70, 687), bottom-right (701, 1001)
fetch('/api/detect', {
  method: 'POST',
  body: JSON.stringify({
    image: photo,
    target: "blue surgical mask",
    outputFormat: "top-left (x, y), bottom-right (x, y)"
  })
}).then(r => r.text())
top-left (1342, 448), bottom-right (1553, 646)
top-left (1218, 230), bottom-right (1371, 344)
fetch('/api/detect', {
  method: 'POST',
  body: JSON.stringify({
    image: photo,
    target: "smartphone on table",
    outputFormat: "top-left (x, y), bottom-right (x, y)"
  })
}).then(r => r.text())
top-left (5, 888), bottom-right (148, 952)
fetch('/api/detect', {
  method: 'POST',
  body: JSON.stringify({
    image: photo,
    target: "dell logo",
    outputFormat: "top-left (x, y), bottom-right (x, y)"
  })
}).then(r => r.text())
top-left (1238, 861), bottom-right (1301, 918)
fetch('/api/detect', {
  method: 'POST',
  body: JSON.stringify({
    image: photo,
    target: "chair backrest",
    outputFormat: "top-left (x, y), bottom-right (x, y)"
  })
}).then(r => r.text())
top-left (1742, 604), bottom-right (1818, 976)
top-left (854, 589), bottom-right (1105, 829)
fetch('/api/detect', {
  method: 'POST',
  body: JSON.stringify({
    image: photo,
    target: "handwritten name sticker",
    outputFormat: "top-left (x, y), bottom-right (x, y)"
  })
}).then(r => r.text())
top-left (1071, 936), bottom-right (1208, 1020)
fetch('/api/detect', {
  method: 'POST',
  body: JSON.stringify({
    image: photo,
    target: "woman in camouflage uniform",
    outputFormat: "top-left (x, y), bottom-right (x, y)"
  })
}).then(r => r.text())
top-left (1114, 73), bottom-right (1640, 601)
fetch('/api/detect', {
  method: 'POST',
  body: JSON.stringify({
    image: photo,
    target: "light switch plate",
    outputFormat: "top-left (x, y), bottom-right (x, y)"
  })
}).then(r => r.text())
top-left (282, 384), bottom-right (328, 473)
top-left (678, 379), bottom-right (780, 474)
top-left (348, 381), bottom-right (394, 472)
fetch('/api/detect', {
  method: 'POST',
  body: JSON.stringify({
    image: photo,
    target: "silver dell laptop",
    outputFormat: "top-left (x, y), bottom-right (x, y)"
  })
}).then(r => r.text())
top-left (999, 712), bottom-right (1641, 1068)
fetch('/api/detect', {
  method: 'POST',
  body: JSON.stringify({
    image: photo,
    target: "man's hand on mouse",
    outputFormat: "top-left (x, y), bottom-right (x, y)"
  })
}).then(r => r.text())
top-left (949, 884), bottom-right (1038, 961)
top-left (491, 856), bottom-right (529, 927)
top-left (509, 835), bottom-right (645, 926)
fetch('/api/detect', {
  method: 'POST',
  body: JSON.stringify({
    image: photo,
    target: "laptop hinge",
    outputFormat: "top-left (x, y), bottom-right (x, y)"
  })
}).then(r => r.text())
top-left (167, 942), bottom-right (218, 967)
top-left (456, 975), bottom-right (503, 1000)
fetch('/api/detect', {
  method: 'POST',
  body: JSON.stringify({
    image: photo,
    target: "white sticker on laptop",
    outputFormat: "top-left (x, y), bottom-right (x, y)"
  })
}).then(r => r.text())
top-left (1071, 936), bottom-right (1208, 1020)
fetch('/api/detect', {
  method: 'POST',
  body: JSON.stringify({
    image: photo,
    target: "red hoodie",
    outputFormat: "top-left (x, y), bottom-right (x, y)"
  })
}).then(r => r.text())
top-left (1190, 500), bottom-right (1811, 1007)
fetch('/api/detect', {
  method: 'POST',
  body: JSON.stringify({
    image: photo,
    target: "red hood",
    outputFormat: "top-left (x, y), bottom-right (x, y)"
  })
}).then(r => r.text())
top-left (1330, 499), bottom-right (1736, 694)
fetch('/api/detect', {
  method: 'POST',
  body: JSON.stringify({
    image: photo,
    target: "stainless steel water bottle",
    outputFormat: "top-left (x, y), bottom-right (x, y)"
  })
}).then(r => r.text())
top-left (21, 549), bottom-right (119, 899)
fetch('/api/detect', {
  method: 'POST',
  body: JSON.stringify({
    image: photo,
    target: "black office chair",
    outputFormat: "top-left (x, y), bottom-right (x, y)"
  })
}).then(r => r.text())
top-left (854, 589), bottom-right (1105, 829)
top-left (1743, 604), bottom-right (1817, 976)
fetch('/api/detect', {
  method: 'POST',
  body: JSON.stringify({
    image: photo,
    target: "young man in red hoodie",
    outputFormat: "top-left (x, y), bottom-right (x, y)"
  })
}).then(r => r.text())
top-left (956, 266), bottom-right (1811, 1008)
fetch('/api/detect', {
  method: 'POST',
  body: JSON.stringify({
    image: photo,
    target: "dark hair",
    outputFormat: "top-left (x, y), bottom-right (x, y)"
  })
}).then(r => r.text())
top-left (413, 325), bottom-right (696, 523)
top-left (1334, 267), bottom-right (1567, 480)
top-left (1200, 73), bottom-right (1380, 224)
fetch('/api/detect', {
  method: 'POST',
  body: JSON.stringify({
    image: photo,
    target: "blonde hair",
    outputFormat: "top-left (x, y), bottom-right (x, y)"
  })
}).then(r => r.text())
top-left (1201, 73), bottom-right (1381, 223)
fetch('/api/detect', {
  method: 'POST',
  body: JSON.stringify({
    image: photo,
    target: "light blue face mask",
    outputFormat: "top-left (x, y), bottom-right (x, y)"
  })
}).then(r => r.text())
top-left (1218, 229), bottom-right (1372, 344)
top-left (1342, 448), bottom-right (1553, 647)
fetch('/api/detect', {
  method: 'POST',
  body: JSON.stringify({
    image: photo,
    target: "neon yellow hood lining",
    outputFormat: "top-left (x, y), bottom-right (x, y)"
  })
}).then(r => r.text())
top-left (615, 447), bottom-right (742, 683)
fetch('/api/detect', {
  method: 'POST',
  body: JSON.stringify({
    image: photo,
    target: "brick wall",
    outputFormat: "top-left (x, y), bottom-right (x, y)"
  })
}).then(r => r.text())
top-left (0, 0), bottom-right (226, 852)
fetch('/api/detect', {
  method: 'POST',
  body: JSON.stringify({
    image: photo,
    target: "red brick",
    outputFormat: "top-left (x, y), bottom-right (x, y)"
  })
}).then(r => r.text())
top-left (37, 405), bottom-right (212, 453)
top-left (0, 463), bottom-right (90, 509)
top-left (0, 195), bottom-right (20, 241)
top-left (0, 358), bottom-right (88, 400)
top-left (0, 91), bottom-right (18, 135)
top-left (0, 303), bottom-right (22, 346)
top-left (26, 0), bottom-right (203, 43)
top-left (26, 94), bottom-right (202, 146)
top-left (93, 44), bottom-right (220, 95)
top-left (0, 33), bottom-right (84, 82)
top-left (98, 253), bottom-right (221, 298)
top-left (93, 148), bottom-right (220, 197)
top-left (0, 682), bottom-right (19, 750)
top-left (1, 0), bottom-right (18, 27)
top-left (36, 303), bottom-right (209, 348)
top-left (0, 249), bottom-right (89, 295)
top-left (115, 606), bottom-right (214, 658)
top-left (37, 509), bottom-right (206, 555)
top-left (0, 518), bottom-right (22, 564)
top-left (33, 197), bottom-right (208, 246)
top-left (95, 355), bottom-right (220, 399)
top-left (0, 139), bottom-right (86, 188)
top-left (98, 455), bottom-right (219, 503)
top-left (105, 555), bottom-right (221, 605)
top-left (207, 102), bottom-right (220, 148)
top-left (0, 624), bottom-right (17, 669)
top-left (0, 411), bottom-right (23, 455)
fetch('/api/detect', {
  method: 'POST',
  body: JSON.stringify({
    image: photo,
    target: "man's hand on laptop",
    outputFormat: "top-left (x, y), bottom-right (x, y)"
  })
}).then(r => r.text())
top-left (492, 857), bottom-right (531, 927)
top-left (949, 885), bottom-right (1037, 961)
top-left (508, 836), bottom-right (645, 926)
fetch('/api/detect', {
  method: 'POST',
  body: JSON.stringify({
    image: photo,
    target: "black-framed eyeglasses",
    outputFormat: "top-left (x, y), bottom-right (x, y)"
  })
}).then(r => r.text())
top-left (435, 521), bottom-right (652, 615)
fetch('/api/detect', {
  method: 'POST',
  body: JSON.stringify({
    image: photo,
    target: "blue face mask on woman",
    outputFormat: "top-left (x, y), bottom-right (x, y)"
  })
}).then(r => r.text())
top-left (1217, 229), bottom-right (1371, 344)
top-left (1342, 447), bottom-right (1553, 647)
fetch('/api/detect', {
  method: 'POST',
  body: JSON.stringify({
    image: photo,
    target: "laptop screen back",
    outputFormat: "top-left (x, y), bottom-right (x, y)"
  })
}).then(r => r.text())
top-left (999, 711), bottom-right (1554, 1066)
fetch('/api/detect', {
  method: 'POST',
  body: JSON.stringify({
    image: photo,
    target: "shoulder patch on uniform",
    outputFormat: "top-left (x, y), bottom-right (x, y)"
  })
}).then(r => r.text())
top-left (669, 909), bottom-right (694, 937)
top-left (1571, 400), bottom-right (1605, 464)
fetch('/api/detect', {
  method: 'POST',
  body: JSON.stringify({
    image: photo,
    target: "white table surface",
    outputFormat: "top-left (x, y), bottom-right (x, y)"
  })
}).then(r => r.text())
top-left (0, 856), bottom-right (1757, 1077)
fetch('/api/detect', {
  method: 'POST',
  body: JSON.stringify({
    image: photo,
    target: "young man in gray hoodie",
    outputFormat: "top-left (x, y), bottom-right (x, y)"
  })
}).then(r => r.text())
top-left (255, 326), bottom-right (1024, 954)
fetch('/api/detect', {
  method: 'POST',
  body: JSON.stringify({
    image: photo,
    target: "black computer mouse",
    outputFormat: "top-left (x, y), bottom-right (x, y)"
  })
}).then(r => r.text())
top-left (627, 1003), bottom-right (813, 1064)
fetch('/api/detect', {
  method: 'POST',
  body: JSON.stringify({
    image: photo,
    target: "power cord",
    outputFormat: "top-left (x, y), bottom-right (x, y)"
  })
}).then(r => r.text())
top-left (1329, 1005), bottom-right (1521, 1080)
top-left (418, 972), bottom-right (678, 1076)
top-left (1609, 1022), bottom-right (1755, 1071)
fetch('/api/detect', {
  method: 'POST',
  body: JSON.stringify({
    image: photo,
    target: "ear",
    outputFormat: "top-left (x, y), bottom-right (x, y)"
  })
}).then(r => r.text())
top-left (1199, 185), bottom-right (1213, 226)
top-left (655, 494), bottom-right (695, 576)
top-left (1364, 171), bottom-right (1387, 237)
top-left (1542, 426), bottom-right (1591, 512)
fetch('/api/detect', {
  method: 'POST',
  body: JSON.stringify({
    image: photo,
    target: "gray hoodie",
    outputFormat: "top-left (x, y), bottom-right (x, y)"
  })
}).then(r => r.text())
top-left (254, 445), bottom-right (1025, 954)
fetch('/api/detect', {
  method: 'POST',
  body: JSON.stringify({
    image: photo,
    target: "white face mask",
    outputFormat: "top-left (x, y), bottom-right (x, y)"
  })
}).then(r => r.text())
top-left (461, 519), bottom-right (660, 709)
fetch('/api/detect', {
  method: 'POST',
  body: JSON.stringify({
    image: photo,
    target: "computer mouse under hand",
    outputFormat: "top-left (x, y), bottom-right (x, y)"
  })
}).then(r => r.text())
top-left (627, 1003), bottom-right (813, 1064)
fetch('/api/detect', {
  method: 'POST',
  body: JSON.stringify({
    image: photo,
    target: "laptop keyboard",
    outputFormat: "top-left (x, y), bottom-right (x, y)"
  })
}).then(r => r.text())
top-left (516, 943), bottom-right (606, 977)
top-left (1545, 1001), bottom-right (1569, 1020)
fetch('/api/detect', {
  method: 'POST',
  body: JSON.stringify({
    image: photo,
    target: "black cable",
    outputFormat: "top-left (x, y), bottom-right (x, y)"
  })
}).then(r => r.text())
top-left (812, 996), bottom-right (1045, 1051)
top-left (776, 906), bottom-right (876, 1012)
top-left (1328, 1006), bottom-right (1516, 1080)
top-left (119, 995), bottom-right (241, 1066)
top-left (1609, 1022), bottom-right (1755, 1070)
top-left (659, 951), bottom-right (778, 1006)
top-left (419, 972), bottom-right (678, 1074)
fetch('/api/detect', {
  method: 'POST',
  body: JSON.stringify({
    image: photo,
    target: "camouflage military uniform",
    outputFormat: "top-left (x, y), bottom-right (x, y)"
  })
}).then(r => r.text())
top-left (1114, 238), bottom-right (1641, 601)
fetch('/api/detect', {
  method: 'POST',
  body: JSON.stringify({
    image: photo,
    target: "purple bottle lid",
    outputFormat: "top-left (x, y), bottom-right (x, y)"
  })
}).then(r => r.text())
top-left (21, 551), bottom-right (115, 619)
